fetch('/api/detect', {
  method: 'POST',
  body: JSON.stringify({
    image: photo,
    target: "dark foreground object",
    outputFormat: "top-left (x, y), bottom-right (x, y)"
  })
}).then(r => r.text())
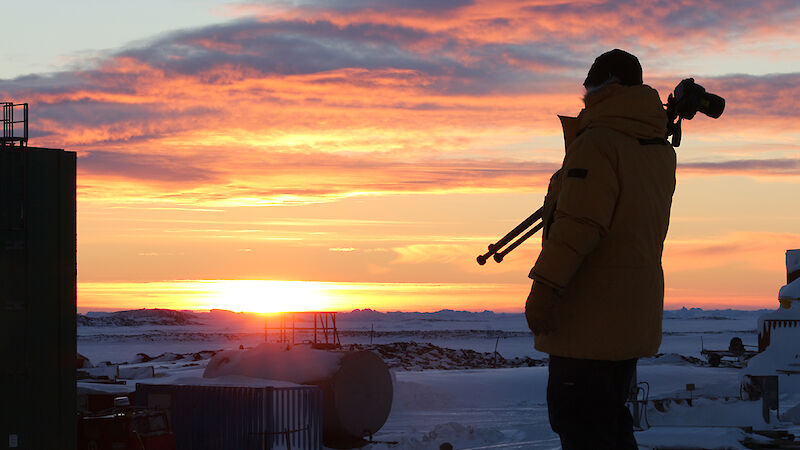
top-left (78, 408), bottom-right (177, 450)
top-left (0, 146), bottom-right (77, 449)
top-left (547, 355), bottom-right (637, 450)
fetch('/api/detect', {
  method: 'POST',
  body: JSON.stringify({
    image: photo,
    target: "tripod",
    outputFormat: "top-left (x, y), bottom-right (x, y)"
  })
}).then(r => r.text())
top-left (476, 207), bottom-right (543, 265)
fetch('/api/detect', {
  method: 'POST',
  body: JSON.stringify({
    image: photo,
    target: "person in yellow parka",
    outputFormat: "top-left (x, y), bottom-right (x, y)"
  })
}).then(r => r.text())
top-left (526, 49), bottom-right (676, 449)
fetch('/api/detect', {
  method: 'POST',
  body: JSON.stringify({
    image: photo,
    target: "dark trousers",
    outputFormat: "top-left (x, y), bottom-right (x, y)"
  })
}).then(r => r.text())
top-left (547, 355), bottom-right (638, 450)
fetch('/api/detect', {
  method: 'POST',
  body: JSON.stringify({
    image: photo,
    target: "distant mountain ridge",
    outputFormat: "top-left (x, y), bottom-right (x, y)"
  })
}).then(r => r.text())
top-left (662, 307), bottom-right (771, 320)
top-left (76, 307), bottom-right (773, 328)
top-left (347, 308), bottom-right (504, 321)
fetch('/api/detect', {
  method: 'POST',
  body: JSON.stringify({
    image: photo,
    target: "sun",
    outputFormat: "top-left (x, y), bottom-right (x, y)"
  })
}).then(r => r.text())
top-left (201, 280), bottom-right (330, 313)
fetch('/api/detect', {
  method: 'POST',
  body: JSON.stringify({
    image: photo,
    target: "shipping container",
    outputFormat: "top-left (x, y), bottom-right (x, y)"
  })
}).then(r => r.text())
top-left (135, 383), bottom-right (322, 450)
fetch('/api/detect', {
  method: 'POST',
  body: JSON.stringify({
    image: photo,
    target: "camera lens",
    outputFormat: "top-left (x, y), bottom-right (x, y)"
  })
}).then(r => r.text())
top-left (699, 93), bottom-right (725, 119)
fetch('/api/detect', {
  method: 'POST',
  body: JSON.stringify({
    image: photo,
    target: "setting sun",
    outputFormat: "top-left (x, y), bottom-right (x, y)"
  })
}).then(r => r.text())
top-left (77, 280), bottom-right (332, 313)
top-left (201, 280), bottom-right (329, 313)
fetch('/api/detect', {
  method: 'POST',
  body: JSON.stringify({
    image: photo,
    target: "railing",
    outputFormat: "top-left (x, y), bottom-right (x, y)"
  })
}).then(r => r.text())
top-left (265, 312), bottom-right (341, 348)
top-left (758, 319), bottom-right (800, 352)
top-left (1, 102), bottom-right (28, 147)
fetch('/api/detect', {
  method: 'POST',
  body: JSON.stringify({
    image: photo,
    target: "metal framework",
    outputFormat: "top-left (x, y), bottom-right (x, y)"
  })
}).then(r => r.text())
top-left (264, 312), bottom-right (341, 349)
top-left (1, 102), bottom-right (28, 147)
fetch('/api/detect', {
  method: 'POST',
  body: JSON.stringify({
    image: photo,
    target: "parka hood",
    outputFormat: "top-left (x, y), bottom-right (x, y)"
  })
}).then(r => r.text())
top-left (577, 84), bottom-right (667, 139)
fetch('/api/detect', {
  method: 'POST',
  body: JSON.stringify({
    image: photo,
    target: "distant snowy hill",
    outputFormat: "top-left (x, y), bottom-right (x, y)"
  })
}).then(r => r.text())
top-left (77, 309), bottom-right (202, 327)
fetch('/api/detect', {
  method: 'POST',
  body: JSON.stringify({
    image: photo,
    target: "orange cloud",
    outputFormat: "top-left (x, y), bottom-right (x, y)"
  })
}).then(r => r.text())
top-left (2, 12), bottom-right (796, 209)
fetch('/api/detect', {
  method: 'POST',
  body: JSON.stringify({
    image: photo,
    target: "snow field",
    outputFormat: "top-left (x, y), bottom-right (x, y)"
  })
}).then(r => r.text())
top-left (76, 308), bottom-right (800, 449)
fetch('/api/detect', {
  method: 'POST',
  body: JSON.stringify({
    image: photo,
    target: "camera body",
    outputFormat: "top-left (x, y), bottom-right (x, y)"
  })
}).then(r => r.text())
top-left (665, 78), bottom-right (725, 147)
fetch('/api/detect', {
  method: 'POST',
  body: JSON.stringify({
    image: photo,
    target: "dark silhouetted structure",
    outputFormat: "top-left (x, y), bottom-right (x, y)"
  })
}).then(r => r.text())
top-left (1, 138), bottom-right (76, 448)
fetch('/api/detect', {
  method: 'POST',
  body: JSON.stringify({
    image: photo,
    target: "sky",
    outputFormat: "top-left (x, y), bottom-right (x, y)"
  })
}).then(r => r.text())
top-left (3, 0), bottom-right (799, 313)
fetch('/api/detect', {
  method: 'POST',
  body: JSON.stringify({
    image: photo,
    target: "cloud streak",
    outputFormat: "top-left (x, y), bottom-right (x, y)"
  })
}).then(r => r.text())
top-left (679, 158), bottom-right (800, 176)
top-left (78, 149), bottom-right (559, 204)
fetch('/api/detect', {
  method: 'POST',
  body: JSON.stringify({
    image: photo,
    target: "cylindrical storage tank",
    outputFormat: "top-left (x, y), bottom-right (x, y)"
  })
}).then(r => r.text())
top-left (316, 351), bottom-right (393, 448)
top-left (204, 345), bottom-right (393, 449)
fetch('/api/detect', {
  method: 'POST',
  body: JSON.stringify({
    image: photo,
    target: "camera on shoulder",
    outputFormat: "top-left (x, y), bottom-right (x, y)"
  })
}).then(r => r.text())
top-left (666, 78), bottom-right (726, 147)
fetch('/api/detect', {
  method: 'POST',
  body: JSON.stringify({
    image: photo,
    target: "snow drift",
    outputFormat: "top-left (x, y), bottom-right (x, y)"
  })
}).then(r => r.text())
top-left (204, 343), bottom-right (343, 383)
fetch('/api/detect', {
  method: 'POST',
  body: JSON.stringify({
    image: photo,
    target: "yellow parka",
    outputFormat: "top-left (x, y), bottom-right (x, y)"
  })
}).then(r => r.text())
top-left (530, 84), bottom-right (676, 360)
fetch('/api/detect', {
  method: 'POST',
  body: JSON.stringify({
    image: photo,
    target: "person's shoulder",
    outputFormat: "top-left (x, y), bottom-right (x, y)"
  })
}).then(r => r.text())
top-left (568, 127), bottom-right (620, 159)
top-left (575, 126), bottom-right (625, 142)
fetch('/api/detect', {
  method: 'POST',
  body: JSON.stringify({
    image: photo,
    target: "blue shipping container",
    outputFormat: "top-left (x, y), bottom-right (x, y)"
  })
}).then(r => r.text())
top-left (135, 383), bottom-right (322, 450)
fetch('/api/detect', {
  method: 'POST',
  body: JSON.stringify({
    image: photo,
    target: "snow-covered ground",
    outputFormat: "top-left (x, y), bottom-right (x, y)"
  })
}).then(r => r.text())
top-left (78, 308), bottom-right (762, 364)
top-left (77, 307), bottom-right (800, 449)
